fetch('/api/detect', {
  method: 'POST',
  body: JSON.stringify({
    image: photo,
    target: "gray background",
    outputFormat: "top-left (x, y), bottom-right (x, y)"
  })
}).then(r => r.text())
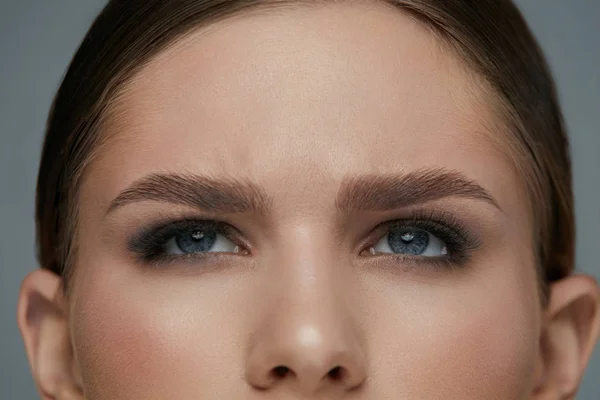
top-left (0, 0), bottom-right (598, 398)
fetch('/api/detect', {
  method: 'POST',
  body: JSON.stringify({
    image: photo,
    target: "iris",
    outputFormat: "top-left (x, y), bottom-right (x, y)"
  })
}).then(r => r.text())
top-left (175, 229), bottom-right (218, 253)
top-left (388, 229), bottom-right (429, 255)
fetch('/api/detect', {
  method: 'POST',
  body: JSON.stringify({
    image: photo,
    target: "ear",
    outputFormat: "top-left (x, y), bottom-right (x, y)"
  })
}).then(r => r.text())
top-left (532, 274), bottom-right (600, 400)
top-left (17, 269), bottom-right (84, 400)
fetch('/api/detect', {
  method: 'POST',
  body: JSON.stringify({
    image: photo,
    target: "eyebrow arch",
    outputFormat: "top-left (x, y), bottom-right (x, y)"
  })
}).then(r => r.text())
top-left (335, 167), bottom-right (501, 213)
top-left (106, 173), bottom-right (271, 215)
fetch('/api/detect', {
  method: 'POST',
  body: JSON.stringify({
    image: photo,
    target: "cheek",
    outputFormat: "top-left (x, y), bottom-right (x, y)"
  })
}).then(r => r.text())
top-left (428, 298), bottom-right (537, 397)
top-left (69, 263), bottom-right (248, 399)
top-left (367, 266), bottom-right (540, 399)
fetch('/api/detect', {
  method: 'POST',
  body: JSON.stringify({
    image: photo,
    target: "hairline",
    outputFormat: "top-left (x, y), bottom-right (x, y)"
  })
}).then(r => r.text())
top-left (60, 0), bottom-right (550, 305)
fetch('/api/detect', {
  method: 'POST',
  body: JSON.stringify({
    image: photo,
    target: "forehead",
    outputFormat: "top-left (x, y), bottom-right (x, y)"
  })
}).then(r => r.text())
top-left (91, 2), bottom-right (524, 218)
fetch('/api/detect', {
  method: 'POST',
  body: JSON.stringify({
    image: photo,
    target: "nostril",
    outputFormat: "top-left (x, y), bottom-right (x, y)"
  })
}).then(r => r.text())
top-left (272, 365), bottom-right (290, 379)
top-left (270, 364), bottom-right (345, 383)
top-left (328, 366), bottom-right (343, 381)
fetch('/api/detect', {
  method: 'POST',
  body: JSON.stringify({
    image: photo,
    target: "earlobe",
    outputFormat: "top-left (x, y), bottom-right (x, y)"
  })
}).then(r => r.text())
top-left (17, 269), bottom-right (84, 400)
top-left (533, 275), bottom-right (600, 399)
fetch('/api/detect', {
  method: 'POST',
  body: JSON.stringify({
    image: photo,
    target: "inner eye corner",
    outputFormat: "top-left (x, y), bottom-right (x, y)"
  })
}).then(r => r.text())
top-left (235, 246), bottom-right (251, 256)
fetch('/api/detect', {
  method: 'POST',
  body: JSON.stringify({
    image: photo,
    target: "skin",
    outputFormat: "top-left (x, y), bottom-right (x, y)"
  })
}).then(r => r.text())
top-left (17, 2), bottom-right (600, 399)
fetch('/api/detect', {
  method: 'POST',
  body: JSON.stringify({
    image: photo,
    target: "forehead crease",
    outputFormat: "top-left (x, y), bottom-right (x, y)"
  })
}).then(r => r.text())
top-left (86, 2), bottom-right (524, 219)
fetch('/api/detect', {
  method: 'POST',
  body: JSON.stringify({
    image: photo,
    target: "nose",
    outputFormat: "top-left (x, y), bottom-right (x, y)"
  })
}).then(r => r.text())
top-left (245, 309), bottom-right (367, 395)
top-left (246, 323), bottom-right (366, 394)
top-left (245, 246), bottom-right (367, 395)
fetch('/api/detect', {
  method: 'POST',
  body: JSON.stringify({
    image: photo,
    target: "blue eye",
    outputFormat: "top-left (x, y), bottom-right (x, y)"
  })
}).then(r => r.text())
top-left (165, 228), bottom-right (240, 255)
top-left (370, 227), bottom-right (448, 257)
top-left (175, 229), bottom-right (216, 253)
top-left (129, 219), bottom-right (245, 264)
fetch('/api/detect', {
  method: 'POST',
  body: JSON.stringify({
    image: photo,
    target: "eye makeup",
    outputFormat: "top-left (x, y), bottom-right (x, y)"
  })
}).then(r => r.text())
top-left (128, 218), bottom-right (250, 266)
top-left (126, 209), bottom-right (482, 269)
top-left (359, 209), bottom-right (482, 269)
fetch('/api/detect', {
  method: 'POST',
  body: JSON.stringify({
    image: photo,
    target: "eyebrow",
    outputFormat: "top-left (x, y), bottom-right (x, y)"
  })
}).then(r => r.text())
top-left (335, 167), bottom-right (500, 212)
top-left (107, 173), bottom-right (271, 215)
top-left (107, 168), bottom-right (500, 216)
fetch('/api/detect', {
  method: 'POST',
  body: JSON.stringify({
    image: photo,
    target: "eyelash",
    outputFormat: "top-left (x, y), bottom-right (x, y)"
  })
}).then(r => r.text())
top-left (128, 210), bottom-right (481, 268)
top-left (128, 219), bottom-right (247, 265)
top-left (360, 210), bottom-right (481, 268)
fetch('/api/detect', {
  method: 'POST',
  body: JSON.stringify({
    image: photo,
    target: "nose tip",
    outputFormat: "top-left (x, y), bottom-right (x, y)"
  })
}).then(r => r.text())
top-left (245, 323), bottom-right (366, 394)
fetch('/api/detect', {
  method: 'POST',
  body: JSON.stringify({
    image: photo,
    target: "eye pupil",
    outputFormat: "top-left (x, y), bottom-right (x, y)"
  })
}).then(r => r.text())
top-left (191, 230), bottom-right (205, 240)
top-left (176, 228), bottom-right (217, 253)
top-left (400, 231), bottom-right (415, 242)
top-left (388, 229), bottom-right (429, 255)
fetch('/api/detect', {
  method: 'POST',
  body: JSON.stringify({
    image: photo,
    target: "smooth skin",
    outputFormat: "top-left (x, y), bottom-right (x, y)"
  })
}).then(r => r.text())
top-left (18, 2), bottom-right (600, 399)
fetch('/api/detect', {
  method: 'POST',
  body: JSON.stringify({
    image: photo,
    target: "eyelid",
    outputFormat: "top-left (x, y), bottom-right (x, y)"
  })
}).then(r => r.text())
top-left (128, 218), bottom-right (252, 261)
top-left (357, 210), bottom-right (481, 256)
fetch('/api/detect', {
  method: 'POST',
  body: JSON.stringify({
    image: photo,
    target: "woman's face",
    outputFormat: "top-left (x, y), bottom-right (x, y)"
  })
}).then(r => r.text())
top-left (73, 3), bottom-right (542, 399)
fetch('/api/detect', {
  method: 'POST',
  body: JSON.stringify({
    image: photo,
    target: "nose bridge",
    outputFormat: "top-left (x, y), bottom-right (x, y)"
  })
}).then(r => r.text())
top-left (271, 221), bottom-right (350, 332)
top-left (279, 222), bottom-right (342, 301)
top-left (245, 223), bottom-right (366, 394)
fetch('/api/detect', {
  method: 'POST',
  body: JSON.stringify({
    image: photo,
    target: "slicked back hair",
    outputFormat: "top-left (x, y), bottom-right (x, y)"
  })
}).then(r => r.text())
top-left (36, 0), bottom-right (572, 304)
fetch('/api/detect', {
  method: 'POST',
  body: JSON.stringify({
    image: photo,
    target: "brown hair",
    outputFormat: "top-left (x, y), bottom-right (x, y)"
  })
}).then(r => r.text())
top-left (36, 0), bottom-right (573, 302)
